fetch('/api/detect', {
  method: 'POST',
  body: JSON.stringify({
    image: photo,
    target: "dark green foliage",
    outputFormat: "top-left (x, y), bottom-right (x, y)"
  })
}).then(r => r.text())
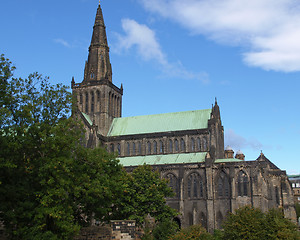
top-left (0, 55), bottom-right (124, 239)
top-left (222, 206), bottom-right (300, 240)
top-left (112, 165), bottom-right (177, 225)
top-left (151, 219), bottom-right (179, 240)
top-left (168, 224), bottom-right (214, 240)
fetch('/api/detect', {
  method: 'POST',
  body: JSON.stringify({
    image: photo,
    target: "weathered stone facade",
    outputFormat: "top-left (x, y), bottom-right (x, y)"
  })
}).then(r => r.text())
top-left (72, 2), bottom-right (297, 233)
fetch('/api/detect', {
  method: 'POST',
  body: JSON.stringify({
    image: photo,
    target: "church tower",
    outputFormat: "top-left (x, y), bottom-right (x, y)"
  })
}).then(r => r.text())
top-left (72, 2), bottom-right (123, 137)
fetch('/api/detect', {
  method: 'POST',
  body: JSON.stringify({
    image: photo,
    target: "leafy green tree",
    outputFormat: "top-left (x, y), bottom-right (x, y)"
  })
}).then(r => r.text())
top-left (0, 55), bottom-right (123, 239)
top-left (168, 224), bottom-right (213, 240)
top-left (222, 206), bottom-right (300, 240)
top-left (264, 208), bottom-right (300, 239)
top-left (151, 218), bottom-right (179, 240)
top-left (112, 165), bottom-right (177, 225)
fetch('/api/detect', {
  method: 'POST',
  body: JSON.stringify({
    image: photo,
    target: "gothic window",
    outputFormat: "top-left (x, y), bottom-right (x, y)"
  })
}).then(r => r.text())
top-left (275, 186), bottom-right (280, 205)
top-left (187, 173), bottom-right (203, 198)
top-left (110, 143), bottom-right (114, 153)
top-left (117, 143), bottom-right (121, 156)
top-left (166, 173), bottom-right (179, 198)
top-left (101, 55), bottom-right (105, 73)
top-left (191, 138), bottom-right (195, 152)
top-left (138, 142), bottom-right (142, 155)
top-left (180, 138), bottom-right (185, 152)
top-left (217, 171), bottom-right (230, 197)
top-left (111, 94), bottom-right (114, 116)
top-left (85, 92), bottom-right (89, 113)
top-left (153, 141), bottom-right (157, 154)
top-left (175, 139), bottom-right (179, 152)
top-left (197, 137), bottom-right (201, 151)
top-left (127, 142), bottom-right (130, 156)
top-left (159, 140), bottom-right (164, 154)
top-left (203, 137), bottom-right (207, 151)
top-left (237, 170), bottom-right (248, 196)
top-left (147, 141), bottom-right (151, 155)
top-left (80, 93), bottom-right (83, 104)
top-left (90, 72), bottom-right (95, 79)
top-left (91, 91), bottom-right (95, 113)
top-left (169, 139), bottom-right (173, 153)
top-left (97, 90), bottom-right (101, 112)
top-left (132, 142), bottom-right (136, 155)
top-left (108, 92), bottom-right (111, 114)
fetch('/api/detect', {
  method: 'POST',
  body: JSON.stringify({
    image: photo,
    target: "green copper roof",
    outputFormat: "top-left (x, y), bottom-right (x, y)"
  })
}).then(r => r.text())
top-left (118, 152), bottom-right (207, 167)
top-left (215, 158), bottom-right (244, 163)
top-left (118, 153), bottom-right (248, 167)
top-left (81, 112), bottom-right (92, 126)
top-left (108, 109), bottom-right (212, 136)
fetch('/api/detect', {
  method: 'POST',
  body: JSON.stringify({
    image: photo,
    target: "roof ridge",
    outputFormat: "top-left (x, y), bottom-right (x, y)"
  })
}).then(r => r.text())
top-left (117, 108), bottom-right (212, 120)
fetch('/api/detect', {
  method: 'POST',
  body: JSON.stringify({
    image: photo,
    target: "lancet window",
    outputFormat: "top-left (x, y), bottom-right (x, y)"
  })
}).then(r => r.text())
top-left (169, 140), bottom-right (173, 153)
top-left (217, 171), bottom-right (230, 197)
top-left (166, 173), bottom-right (179, 198)
top-left (153, 141), bottom-right (157, 154)
top-left (159, 140), bottom-right (164, 154)
top-left (180, 138), bottom-right (185, 152)
top-left (191, 138), bottom-right (195, 152)
top-left (187, 173), bottom-right (203, 198)
top-left (237, 170), bottom-right (249, 196)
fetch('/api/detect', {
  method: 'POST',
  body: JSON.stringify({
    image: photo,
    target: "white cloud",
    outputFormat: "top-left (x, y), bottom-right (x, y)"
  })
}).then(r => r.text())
top-left (138, 0), bottom-right (300, 72)
top-left (225, 129), bottom-right (263, 151)
top-left (114, 18), bottom-right (209, 83)
top-left (54, 38), bottom-right (71, 48)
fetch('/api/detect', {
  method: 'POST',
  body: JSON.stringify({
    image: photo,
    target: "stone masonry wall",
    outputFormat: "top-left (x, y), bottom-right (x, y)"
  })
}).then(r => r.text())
top-left (74, 220), bottom-right (138, 240)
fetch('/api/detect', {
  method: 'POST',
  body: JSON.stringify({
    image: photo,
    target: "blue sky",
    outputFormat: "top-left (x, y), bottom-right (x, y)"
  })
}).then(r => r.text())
top-left (1, 0), bottom-right (299, 175)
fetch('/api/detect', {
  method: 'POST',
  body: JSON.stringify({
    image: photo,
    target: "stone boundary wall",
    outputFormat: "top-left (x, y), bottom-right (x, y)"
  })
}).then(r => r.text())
top-left (74, 220), bottom-right (139, 240)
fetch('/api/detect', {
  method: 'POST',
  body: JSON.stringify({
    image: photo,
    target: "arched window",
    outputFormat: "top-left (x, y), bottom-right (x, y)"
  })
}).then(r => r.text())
top-left (138, 142), bottom-right (142, 155)
top-left (117, 143), bottom-right (121, 155)
top-left (169, 139), bottom-right (173, 153)
top-left (191, 138), bottom-right (195, 152)
top-left (175, 139), bottom-right (179, 152)
top-left (197, 137), bottom-right (201, 151)
top-left (132, 142), bottom-right (136, 155)
top-left (97, 90), bottom-right (101, 112)
top-left (147, 141), bottom-right (151, 155)
top-left (180, 138), bottom-right (185, 152)
top-left (80, 93), bottom-right (83, 104)
top-left (127, 142), bottom-right (130, 156)
top-left (275, 186), bottom-right (280, 205)
top-left (166, 173), bottom-right (179, 198)
top-left (91, 91), bottom-right (95, 113)
top-left (85, 92), bottom-right (89, 113)
top-left (237, 170), bottom-right (248, 196)
top-left (217, 171), bottom-right (230, 197)
top-left (110, 143), bottom-right (114, 153)
top-left (153, 141), bottom-right (157, 154)
top-left (159, 140), bottom-right (164, 154)
top-left (187, 173), bottom-right (203, 198)
top-left (203, 137), bottom-right (207, 151)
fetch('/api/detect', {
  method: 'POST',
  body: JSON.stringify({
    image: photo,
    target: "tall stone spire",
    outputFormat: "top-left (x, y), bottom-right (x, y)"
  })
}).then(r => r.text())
top-left (83, 2), bottom-right (112, 82)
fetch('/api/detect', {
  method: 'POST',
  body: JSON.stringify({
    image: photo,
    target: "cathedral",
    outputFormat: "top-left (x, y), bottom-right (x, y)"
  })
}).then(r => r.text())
top-left (71, 3), bottom-right (297, 232)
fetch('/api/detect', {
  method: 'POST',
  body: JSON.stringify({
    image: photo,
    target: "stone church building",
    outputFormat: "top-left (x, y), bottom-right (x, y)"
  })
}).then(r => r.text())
top-left (71, 3), bottom-right (297, 232)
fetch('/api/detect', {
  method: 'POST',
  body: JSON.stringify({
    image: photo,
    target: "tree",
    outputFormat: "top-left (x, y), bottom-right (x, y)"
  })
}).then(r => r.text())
top-left (0, 55), bottom-right (124, 239)
top-left (112, 165), bottom-right (177, 225)
top-left (222, 206), bottom-right (300, 240)
top-left (168, 224), bottom-right (213, 240)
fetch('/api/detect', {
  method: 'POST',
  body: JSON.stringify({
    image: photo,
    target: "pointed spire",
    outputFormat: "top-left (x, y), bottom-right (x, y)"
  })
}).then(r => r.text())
top-left (83, 2), bottom-right (112, 83)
